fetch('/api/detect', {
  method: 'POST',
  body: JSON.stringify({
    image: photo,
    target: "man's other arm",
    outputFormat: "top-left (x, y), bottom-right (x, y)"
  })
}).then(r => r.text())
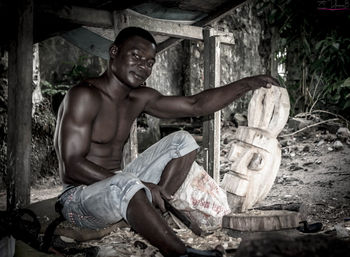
top-left (58, 85), bottom-right (114, 186)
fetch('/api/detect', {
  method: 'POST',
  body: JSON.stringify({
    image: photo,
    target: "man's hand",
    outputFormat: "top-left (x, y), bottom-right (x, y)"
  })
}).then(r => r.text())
top-left (143, 182), bottom-right (172, 212)
top-left (244, 75), bottom-right (280, 90)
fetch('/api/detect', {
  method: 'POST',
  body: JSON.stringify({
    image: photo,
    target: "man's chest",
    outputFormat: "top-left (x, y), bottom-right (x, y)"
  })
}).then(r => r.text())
top-left (91, 100), bottom-right (142, 144)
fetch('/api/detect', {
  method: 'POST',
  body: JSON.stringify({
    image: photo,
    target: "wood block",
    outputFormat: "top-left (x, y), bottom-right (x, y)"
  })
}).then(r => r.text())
top-left (222, 210), bottom-right (300, 231)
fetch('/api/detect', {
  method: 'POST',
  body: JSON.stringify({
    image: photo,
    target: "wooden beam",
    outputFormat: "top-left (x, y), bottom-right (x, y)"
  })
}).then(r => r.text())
top-left (39, 5), bottom-right (235, 54)
top-left (157, 0), bottom-right (245, 53)
top-left (202, 28), bottom-right (221, 183)
top-left (7, 0), bottom-right (33, 209)
top-left (114, 9), bottom-right (204, 40)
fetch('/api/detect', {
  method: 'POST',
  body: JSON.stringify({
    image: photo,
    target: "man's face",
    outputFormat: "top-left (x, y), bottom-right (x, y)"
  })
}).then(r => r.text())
top-left (110, 35), bottom-right (156, 88)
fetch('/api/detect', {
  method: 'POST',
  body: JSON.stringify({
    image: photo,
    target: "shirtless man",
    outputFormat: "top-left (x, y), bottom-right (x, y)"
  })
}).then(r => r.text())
top-left (54, 27), bottom-right (279, 256)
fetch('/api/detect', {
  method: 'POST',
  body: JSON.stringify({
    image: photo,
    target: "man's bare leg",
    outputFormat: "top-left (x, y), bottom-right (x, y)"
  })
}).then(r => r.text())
top-left (158, 149), bottom-right (197, 195)
top-left (127, 190), bottom-right (186, 256)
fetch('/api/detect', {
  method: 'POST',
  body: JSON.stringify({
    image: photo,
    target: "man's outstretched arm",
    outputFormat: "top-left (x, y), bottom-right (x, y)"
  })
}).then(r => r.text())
top-left (143, 75), bottom-right (278, 119)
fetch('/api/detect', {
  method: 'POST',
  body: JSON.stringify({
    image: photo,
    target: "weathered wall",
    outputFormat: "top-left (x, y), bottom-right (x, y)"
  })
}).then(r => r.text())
top-left (39, 37), bottom-right (107, 84)
top-left (183, 0), bottom-right (270, 120)
top-left (138, 43), bottom-right (186, 149)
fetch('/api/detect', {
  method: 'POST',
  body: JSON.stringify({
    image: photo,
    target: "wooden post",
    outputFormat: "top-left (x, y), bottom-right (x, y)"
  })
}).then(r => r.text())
top-left (113, 11), bottom-right (138, 167)
top-left (203, 28), bottom-right (221, 183)
top-left (7, 0), bottom-right (33, 209)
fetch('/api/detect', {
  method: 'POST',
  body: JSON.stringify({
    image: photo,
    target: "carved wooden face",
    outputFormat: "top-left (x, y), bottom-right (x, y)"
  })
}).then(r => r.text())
top-left (221, 86), bottom-right (289, 212)
top-left (223, 128), bottom-right (282, 211)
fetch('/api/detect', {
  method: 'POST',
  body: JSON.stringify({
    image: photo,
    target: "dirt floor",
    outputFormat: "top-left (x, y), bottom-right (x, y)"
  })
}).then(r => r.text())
top-left (1, 123), bottom-right (350, 256)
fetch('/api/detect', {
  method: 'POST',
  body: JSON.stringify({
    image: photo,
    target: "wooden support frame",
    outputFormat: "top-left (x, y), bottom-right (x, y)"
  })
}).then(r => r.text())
top-left (203, 28), bottom-right (221, 183)
top-left (114, 9), bottom-right (203, 41)
top-left (114, 9), bottom-right (234, 45)
top-left (47, 5), bottom-right (235, 53)
top-left (157, 0), bottom-right (245, 53)
top-left (7, 0), bottom-right (33, 209)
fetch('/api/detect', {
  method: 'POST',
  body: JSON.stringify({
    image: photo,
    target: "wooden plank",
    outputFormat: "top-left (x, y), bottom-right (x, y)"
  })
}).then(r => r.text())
top-left (39, 5), bottom-right (235, 54)
top-left (156, 27), bottom-right (234, 54)
top-left (7, 0), bottom-right (33, 209)
top-left (157, 0), bottom-right (245, 53)
top-left (114, 9), bottom-right (203, 40)
top-left (202, 28), bottom-right (221, 183)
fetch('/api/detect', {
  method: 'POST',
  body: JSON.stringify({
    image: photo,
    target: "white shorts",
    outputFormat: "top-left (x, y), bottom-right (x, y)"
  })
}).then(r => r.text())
top-left (58, 131), bottom-right (199, 229)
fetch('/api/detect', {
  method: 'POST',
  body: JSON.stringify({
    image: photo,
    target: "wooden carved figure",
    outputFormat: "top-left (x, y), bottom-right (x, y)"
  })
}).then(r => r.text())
top-left (220, 85), bottom-right (290, 212)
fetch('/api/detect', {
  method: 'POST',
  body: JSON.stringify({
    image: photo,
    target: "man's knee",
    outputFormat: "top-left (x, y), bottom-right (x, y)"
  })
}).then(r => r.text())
top-left (169, 131), bottom-right (198, 153)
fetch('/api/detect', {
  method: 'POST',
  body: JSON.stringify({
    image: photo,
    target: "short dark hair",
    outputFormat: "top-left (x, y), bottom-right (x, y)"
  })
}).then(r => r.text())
top-left (114, 27), bottom-right (157, 47)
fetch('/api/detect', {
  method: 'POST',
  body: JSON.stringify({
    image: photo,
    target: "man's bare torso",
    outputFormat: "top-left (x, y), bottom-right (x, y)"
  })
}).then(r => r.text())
top-left (54, 78), bottom-right (146, 182)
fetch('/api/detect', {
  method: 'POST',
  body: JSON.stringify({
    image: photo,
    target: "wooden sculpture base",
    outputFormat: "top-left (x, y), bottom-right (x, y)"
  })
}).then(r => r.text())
top-left (222, 210), bottom-right (300, 232)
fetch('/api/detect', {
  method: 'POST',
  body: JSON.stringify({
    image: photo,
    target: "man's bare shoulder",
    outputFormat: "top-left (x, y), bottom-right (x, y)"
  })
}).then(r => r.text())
top-left (62, 80), bottom-right (103, 116)
top-left (66, 80), bottom-right (102, 103)
top-left (129, 86), bottom-right (162, 101)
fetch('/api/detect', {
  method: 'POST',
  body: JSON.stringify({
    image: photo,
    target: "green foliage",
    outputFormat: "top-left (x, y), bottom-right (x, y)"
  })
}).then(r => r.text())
top-left (323, 77), bottom-right (350, 110)
top-left (41, 56), bottom-right (91, 97)
top-left (62, 56), bottom-right (90, 84)
top-left (41, 80), bottom-right (70, 97)
top-left (262, 0), bottom-right (350, 116)
top-left (313, 36), bottom-right (350, 83)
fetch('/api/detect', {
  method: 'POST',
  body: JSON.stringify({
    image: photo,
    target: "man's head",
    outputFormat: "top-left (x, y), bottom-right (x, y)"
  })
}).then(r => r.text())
top-left (113, 27), bottom-right (157, 48)
top-left (109, 27), bottom-right (157, 88)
